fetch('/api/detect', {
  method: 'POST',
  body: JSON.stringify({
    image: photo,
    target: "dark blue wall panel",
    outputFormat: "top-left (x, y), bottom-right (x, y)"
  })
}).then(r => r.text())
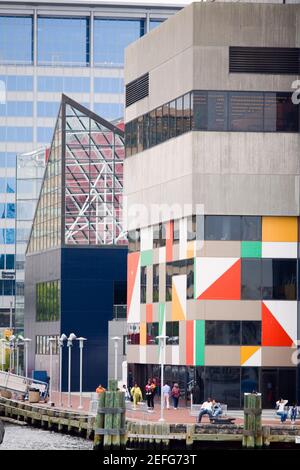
top-left (60, 246), bottom-right (127, 392)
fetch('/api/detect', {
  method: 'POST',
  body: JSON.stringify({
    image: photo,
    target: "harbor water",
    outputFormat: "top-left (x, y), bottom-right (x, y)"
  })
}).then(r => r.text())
top-left (0, 423), bottom-right (93, 450)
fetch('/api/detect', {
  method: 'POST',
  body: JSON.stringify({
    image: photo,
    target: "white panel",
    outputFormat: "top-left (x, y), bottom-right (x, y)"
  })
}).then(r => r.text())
top-left (262, 242), bottom-right (297, 258)
top-left (179, 217), bottom-right (187, 260)
top-left (139, 345), bottom-right (146, 364)
top-left (140, 226), bottom-right (153, 251)
top-left (159, 246), bottom-right (166, 264)
top-left (171, 345), bottom-right (180, 365)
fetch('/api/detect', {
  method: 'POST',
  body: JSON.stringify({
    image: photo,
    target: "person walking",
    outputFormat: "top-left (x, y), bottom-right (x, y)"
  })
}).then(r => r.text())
top-left (198, 398), bottom-right (213, 423)
top-left (122, 384), bottom-right (131, 401)
top-left (171, 383), bottom-right (180, 409)
top-left (276, 398), bottom-right (288, 423)
top-left (290, 403), bottom-right (298, 424)
top-left (162, 382), bottom-right (171, 409)
top-left (145, 379), bottom-right (155, 410)
top-left (131, 383), bottom-right (142, 409)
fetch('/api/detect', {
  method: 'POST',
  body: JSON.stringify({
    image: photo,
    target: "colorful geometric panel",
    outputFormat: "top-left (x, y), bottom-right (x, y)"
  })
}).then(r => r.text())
top-left (127, 252), bottom-right (140, 323)
top-left (140, 249), bottom-right (153, 266)
top-left (241, 241), bottom-right (261, 258)
top-left (262, 301), bottom-right (297, 347)
top-left (261, 242), bottom-right (297, 258)
top-left (146, 304), bottom-right (153, 323)
top-left (166, 220), bottom-right (173, 262)
top-left (172, 274), bottom-right (186, 320)
top-left (140, 226), bottom-right (153, 251)
top-left (195, 320), bottom-right (205, 366)
top-left (187, 241), bottom-right (195, 259)
top-left (262, 216), bottom-right (298, 242)
top-left (194, 257), bottom-right (241, 300)
top-left (186, 320), bottom-right (194, 366)
top-left (241, 346), bottom-right (261, 366)
top-left (140, 322), bottom-right (147, 346)
top-left (159, 302), bottom-right (166, 336)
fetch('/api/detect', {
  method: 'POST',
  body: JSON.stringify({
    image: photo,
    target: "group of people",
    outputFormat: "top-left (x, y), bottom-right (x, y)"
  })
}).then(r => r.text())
top-left (276, 398), bottom-right (298, 424)
top-left (129, 380), bottom-right (181, 411)
top-left (197, 398), bottom-right (222, 423)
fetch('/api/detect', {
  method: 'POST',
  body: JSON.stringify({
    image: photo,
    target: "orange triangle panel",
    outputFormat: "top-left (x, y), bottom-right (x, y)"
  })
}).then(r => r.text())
top-left (127, 252), bottom-right (140, 316)
top-left (262, 302), bottom-right (293, 347)
top-left (198, 259), bottom-right (241, 300)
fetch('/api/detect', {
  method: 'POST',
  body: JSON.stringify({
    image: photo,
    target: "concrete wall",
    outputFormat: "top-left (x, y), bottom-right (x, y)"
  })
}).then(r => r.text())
top-left (107, 320), bottom-right (127, 383)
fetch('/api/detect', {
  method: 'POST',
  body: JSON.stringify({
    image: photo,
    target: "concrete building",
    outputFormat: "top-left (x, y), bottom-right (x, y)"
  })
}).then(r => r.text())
top-left (124, 2), bottom-right (300, 408)
top-left (0, 0), bottom-right (183, 330)
top-left (24, 95), bottom-right (127, 391)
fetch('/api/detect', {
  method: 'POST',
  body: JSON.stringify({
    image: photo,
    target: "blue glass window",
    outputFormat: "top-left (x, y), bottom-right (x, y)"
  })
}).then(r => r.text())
top-left (0, 153), bottom-right (16, 168)
top-left (6, 254), bottom-right (14, 270)
top-left (149, 20), bottom-right (164, 31)
top-left (0, 255), bottom-right (4, 269)
top-left (0, 16), bottom-right (33, 64)
top-left (38, 17), bottom-right (89, 65)
top-left (37, 101), bottom-right (60, 117)
top-left (6, 203), bottom-right (15, 219)
top-left (37, 127), bottom-right (54, 143)
top-left (0, 101), bottom-right (33, 117)
top-left (6, 178), bottom-right (16, 194)
top-left (0, 204), bottom-right (4, 218)
top-left (0, 75), bottom-right (33, 91)
top-left (94, 77), bottom-right (124, 94)
top-left (94, 103), bottom-right (123, 120)
top-left (37, 76), bottom-right (90, 93)
top-left (5, 229), bottom-right (15, 244)
top-left (0, 127), bottom-right (33, 142)
top-left (94, 19), bottom-right (144, 65)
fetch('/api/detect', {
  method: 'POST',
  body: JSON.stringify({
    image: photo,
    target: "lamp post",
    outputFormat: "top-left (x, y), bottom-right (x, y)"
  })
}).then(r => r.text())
top-left (67, 333), bottom-right (76, 408)
top-left (0, 339), bottom-right (6, 371)
top-left (156, 335), bottom-right (168, 422)
top-left (16, 335), bottom-right (24, 376)
top-left (23, 338), bottom-right (31, 383)
top-left (8, 335), bottom-right (15, 373)
top-left (111, 336), bottom-right (121, 382)
top-left (77, 337), bottom-right (87, 410)
top-left (58, 333), bottom-right (67, 407)
top-left (48, 337), bottom-right (57, 406)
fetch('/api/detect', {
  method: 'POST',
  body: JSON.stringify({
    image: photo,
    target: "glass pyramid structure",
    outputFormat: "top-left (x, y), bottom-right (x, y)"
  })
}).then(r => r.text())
top-left (27, 95), bottom-right (126, 254)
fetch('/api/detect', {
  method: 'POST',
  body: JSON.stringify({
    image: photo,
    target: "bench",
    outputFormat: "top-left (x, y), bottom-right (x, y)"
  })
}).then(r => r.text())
top-left (209, 417), bottom-right (236, 425)
top-left (190, 402), bottom-right (228, 417)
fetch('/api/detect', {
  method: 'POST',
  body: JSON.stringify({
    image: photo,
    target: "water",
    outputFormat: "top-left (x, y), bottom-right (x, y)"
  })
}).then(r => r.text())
top-left (0, 423), bottom-right (93, 450)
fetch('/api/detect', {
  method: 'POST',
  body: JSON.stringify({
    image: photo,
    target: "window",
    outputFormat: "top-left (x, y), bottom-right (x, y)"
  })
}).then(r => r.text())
top-left (149, 20), bottom-right (164, 31)
top-left (0, 101), bottom-right (33, 117)
top-left (5, 254), bottom-right (14, 270)
top-left (38, 76), bottom-right (90, 93)
top-left (94, 19), bottom-right (144, 65)
top-left (205, 216), bottom-right (241, 241)
top-left (262, 259), bottom-right (297, 300)
top-left (127, 323), bottom-right (140, 345)
top-left (0, 75), bottom-right (33, 91)
top-left (137, 116), bottom-right (143, 153)
top-left (93, 103), bottom-right (123, 120)
top-left (208, 92), bottom-right (228, 131)
top-left (0, 16), bottom-right (33, 64)
top-left (0, 153), bottom-right (16, 168)
top-left (0, 127), bottom-right (33, 142)
top-left (153, 223), bottom-right (166, 248)
top-left (5, 229), bottom-right (15, 244)
top-left (147, 322), bottom-right (159, 345)
top-left (36, 335), bottom-right (59, 355)
top-left (37, 102), bottom-right (60, 118)
top-left (153, 264), bottom-right (159, 303)
top-left (17, 201), bottom-right (36, 220)
top-left (162, 103), bottom-right (169, 142)
top-left (176, 96), bottom-right (183, 136)
top-left (242, 259), bottom-right (261, 300)
top-left (229, 92), bottom-right (264, 131)
top-left (36, 280), bottom-right (60, 322)
top-left (128, 229), bottom-right (140, 253)
top-left (166, 260), bottom-right (194, 301)
top-left (242, 321), bottom-right (261, 345)
top-left (205, 321), bottom-right (240, 345)
top-left (193, 91), bottom-right (207, 130)
top-left (38, 17), bottom-right (89, 65)
top-left (173, 219), bottom-right (180, 244)
top-left (141, 266), bottom-right (147, 304)
top-left (0, 280), bottom-right (15, 296)
top-left (94, 77), bottom-right (123, 94)
top-left (149, 110), bottom-right (156, 147)
top-left (156, 107), bottom-right (163, 145)
top-left (205, 367), bottom-right (240, 409)
top-left (166, 321), bottom-right (179, 345)
top-left (169, 100), bottom-right (176, 138)
top-left (6, 203), bottom-right (15, 219)
top-left (37, 127), bottom-right (53, 143)
top-left (241, 216), bottom-right (261, 241)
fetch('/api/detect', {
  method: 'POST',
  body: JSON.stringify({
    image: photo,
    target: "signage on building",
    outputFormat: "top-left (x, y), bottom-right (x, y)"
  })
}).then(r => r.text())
top-left (1, 271), bottom-right (15, 280)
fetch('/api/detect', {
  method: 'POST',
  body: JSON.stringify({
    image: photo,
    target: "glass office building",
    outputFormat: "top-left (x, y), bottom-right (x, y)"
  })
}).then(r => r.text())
top-left (0, 0), bottom-right (182, 328)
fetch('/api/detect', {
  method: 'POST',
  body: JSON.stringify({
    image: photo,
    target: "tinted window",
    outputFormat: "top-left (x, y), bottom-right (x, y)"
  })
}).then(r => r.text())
top-left (242, 259), bottom-right (261, 300)
top-left (166, 321), bottom-right (179, 345)
top-left (94, 19), bottom-right (144, 65)
top-left (38, 17), bottom-right (89, 65)
top-left (147, 322), bottom-right (159, 345)
top-left (176, 96), bottom-right (183, 136)
top-left (241, 216), bottom-right (261, 241)
top-left (241, 367), bottom-right (259, 404)
top-left (262, 259), bottom-right (297, 300)
top-left (0, 16), bottom-right (33, 64)
top-left (193, 91), bottom-right (207, 130)
top-left (276, 93), bottom-right (298, 132)
top-left (205, 215), bottom-right (241, 240)
top-left (208, 91), bottom-right (228, 131)
top-left (169, 100), bottom-right (176, 138)
top-left (229, 92), bottom-right (264, 131)
top-left (141, 266), bottom-right (147, 304)
top-left (242, 321), bottom-right (261, 345)
top-left (205, 321), bottom-right (240, 345)
top-left (205, 367), bottom-right (240, 408)
top-left (153, 264), bottom-right (159, 303)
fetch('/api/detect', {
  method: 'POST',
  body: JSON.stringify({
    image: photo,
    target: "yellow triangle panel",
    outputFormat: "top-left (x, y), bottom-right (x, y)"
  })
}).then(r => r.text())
top-left (240, 346), bottom-right (260, 365)
top-left (172, 283), bottom-right (185, 321)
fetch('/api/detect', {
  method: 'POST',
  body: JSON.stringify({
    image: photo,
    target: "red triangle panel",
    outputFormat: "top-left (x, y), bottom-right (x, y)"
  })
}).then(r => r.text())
top-left (262, 302), bottom-right (293, 347)
top-left (198, 259), bottom-right (241, 300)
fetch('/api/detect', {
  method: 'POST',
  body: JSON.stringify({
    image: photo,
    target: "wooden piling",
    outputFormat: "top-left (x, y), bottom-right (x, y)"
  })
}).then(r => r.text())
top-left (243, 392), bottom-right (262, 448)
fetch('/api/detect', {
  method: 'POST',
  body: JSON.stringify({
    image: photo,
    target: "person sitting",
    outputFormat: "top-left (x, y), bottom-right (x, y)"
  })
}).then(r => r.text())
top-left (198, 398), bottom-right (213, 423)
top-left (211, 400), bottom-right (222, 418)
top-left (96, 384), bottom-right (106, 394)
top-left (276, 398), bottom-right (288, 423)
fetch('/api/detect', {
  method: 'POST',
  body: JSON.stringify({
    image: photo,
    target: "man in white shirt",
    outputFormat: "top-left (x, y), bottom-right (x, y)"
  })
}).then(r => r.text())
top-left (162, 383), bottom-right (171, 409)
top-left (198, 398), bottom-right (213, 423)
top-left (276, 398), bottom-right (288, 423)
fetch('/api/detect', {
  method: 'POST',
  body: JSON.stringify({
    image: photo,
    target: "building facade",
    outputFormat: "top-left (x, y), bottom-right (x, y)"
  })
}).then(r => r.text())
top-left (0, 0), bottom-right (183, 329)
top-left (124, 2), bottom-right (300, 408)
top-left (24, 95), bottom-right (127, 391)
